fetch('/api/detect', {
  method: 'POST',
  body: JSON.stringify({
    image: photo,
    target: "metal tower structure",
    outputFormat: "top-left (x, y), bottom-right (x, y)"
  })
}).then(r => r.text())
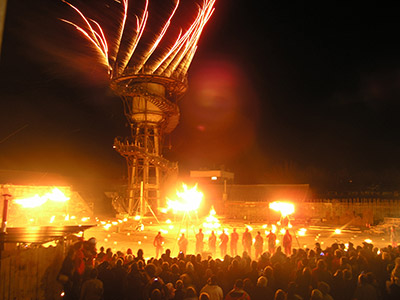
top-left (111, 74), bottom-right (186, 215)
top-left (63, 0), bottom-right (216, 216)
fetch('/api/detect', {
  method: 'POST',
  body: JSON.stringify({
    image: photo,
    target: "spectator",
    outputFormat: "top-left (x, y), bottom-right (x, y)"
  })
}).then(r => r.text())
top-left (184, 287), bottom-right (198, 300)
top-left (242, 229), bottom-right (253, 257)
top-left (253, 276), bottom-right (274, 300)
top-left (274, 289), bottom-right (287, 300)
top-left (200, 275), bottom-right (223, 300)
top-left (317, 282), bottom-right (333, 300)
top-left (80, 268), bottom-right (103, 300)
top-left (196, 229), bottom-right (205, 254)
top-left (267, 231), bottom-right (277, 255)
top-left (179, 234), bottom-right (189, 255)
top-left (230, 229), bottom-right (239, 257)
top-left (310, 289), bottom-right (323, 300)
top-left (209, 231), bottom-right (217, 257)
top-left (225, 279), bottom-right (250, 300)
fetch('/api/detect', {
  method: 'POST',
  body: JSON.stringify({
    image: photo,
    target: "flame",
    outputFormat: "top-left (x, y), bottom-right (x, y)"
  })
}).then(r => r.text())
top-left (269, 201), bottom-right (295, 217)
top-left (14, 188), bottom-right (69, 208)
top-left (203, 206), bottom-right (221, 232)
top-left (166, 183), bottom-right (203, 213)
top-left (298, 228), bottom-right (307, 236)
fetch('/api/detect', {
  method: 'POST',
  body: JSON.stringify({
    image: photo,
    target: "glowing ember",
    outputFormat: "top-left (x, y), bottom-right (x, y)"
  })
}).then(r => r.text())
top-left (364, 239), bottom-right (373, 244)
top-left (166, 184), bottom-right (203, 213)
top-left (14, 188), bottom-right (69, 208)
top-left (269, 201), bottom-right (295, 217)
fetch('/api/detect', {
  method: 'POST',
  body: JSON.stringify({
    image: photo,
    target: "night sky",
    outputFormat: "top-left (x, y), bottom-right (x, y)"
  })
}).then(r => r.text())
top-left (1, 1), bottom-right (400, 189)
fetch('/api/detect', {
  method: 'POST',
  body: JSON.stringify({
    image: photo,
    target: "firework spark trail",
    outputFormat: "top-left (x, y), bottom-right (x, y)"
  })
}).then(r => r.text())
top-left (159, 0), bottom-right (215, 77)
top-left (153, 3), bottom-right (211, 76)
top-left (132, 0), bottom-right (181, 74)
top-left (62, 0), bottom-right (216, 79)
top-left (109, 0), bottom-right (128, 68)
top-left (61, 1), bottom-right (110, 67)
top-left (117, 0), bottom-right (149, 77)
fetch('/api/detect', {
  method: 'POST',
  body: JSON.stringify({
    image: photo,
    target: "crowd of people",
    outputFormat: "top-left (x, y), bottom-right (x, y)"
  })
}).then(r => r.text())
top-left (58, 227), bottom-right (400, 300)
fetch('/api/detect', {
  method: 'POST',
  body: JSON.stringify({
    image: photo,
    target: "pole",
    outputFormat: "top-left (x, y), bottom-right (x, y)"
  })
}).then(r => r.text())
top-left (0, 0), bottom-right (7, 59)
top-left (140, 181), bottom-right (144, 217)
top-left (0, 193), bottom-right (12, 268)
top-left (1, 193), bottom-right (11, 234)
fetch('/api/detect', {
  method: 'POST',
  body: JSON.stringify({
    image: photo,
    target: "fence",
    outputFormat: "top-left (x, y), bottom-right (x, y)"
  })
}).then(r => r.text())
top-left (0, 244), bottom-right (64, 300)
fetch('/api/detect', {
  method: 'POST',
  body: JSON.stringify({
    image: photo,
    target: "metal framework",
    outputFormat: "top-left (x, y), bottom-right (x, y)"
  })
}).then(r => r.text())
top-left (111, 74), bottom-right (187, 216)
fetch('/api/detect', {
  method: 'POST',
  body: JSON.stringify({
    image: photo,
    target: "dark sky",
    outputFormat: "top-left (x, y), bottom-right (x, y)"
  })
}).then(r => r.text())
top-left (1, 1), bottom-right (400, 188)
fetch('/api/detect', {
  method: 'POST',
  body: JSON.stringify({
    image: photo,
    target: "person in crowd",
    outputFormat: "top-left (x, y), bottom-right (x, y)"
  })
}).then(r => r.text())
top-left (267, 230), bottom-right (277, 255)
top-left (317, 282), bottom-right (333, 300)
top-left (274, 289), bottom-right (287, 300)
top-left (282, 230), bottom-right (292, 256)
top-left (310, 289), bottom-right (323, 300)
top-left (253, 276), bottom-right (274, 300)
top-left (353, 273), bottom-right (379, 300)
top-left (230, 228), bottom-right (239, 257)
top-left (184, 287), bottom-right (198, 300)
top-left (209, 231), bottom-right (217, 257)
top-left (200, 275), bottom-right (223, 300)
top-left (79, 268), bottom-right (103, 300)
top-left (219, 230), bottom-right (229, 258)
top-left (242, 228), bottom-right (253, 257)
top-left (199, 292), bottom-right (210, 300)
top-left (58, 247), bottom-right (77, 300)
top-left (178, 234), bottom-right (189, 255)
top-left (254, 231), bottom-right (264, 259)
top-left (59, 234), bottom-right (400, 300)
top-left (196, 229), bottom-right (205, 254)
top-left (154, 232), bottom-right (165, 259)
top-left (225, 279), bottom-right (251, 300)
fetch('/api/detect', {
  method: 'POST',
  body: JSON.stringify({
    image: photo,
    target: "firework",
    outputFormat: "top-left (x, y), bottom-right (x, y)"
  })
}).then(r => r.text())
top-left (62, 0), bottom-right (216, 215)
top-left (62, 0), bottom-right (216, 80)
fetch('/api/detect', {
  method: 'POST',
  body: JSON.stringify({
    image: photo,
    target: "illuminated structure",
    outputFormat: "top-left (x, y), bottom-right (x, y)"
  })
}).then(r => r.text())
top-left (63, 0), bottom-right (216, 215)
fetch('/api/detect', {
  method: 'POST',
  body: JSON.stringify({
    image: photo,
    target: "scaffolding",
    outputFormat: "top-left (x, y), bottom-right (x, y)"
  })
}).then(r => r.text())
top-left (111, 74), bottom-right (187, 216)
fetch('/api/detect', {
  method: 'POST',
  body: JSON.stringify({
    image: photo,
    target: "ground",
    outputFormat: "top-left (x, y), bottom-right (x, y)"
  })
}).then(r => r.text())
top-left (82, 214), bottom-right (394, 260)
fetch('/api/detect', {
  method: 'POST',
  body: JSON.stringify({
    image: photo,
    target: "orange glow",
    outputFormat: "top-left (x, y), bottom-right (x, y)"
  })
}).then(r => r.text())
top-left (166, 183), bottom-right (203, 213)
top-left (298, 228), bottom-right (307, 236)
top-left (203, 206), bottom-right (221, 233)
top-left (14, 187), bottom-right (69, 208)
top-left (269, 201), bottom-right (295, 217)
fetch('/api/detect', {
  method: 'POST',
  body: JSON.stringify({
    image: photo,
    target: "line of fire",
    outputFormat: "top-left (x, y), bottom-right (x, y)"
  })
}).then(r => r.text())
top-left (1, 1), bottom-right (400, 299)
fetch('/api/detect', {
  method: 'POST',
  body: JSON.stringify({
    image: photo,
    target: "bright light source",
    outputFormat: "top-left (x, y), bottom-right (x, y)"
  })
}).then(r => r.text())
top-left (334, 229), bottom-right (341, 234)
top-left (298, 228), bottom-right (307, 236)
top-left (166, 183), bottom-right (203, 213)
top-left (203, 206), bottom-right (221, 232)
top-left (14, 187), bottom-right (69, 208)
top-left (211, 176), bottom-right (217, 180)
top-left (364, 239), bottom-right (373, 244)
top-left (269, 201), bottom-right (295, 217)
